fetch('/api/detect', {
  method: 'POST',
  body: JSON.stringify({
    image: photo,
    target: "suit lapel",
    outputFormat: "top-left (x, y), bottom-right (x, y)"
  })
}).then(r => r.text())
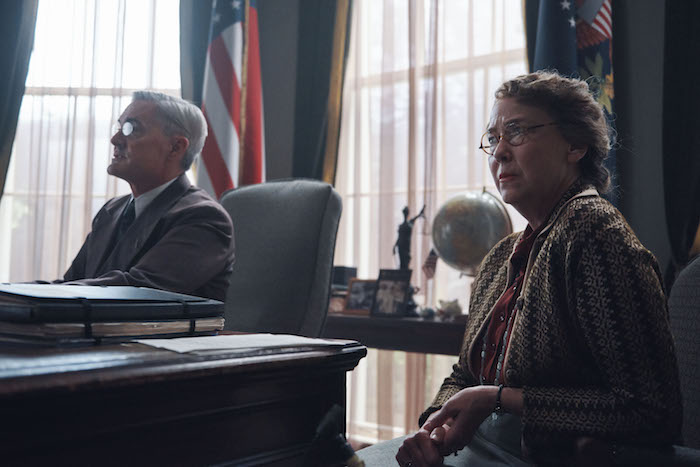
top-left (96, 175), bottom-right (191, 275)
top-left (87, 195), bottom-right (130, 277)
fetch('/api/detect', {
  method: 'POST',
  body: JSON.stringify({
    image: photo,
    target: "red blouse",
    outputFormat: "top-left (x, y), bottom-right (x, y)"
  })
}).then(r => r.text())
top-left (471, 223), bottom-right (542, 384)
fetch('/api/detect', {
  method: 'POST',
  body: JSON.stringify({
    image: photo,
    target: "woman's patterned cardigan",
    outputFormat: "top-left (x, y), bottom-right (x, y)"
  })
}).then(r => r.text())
top-left (420, 181), bottom-right (682, 462)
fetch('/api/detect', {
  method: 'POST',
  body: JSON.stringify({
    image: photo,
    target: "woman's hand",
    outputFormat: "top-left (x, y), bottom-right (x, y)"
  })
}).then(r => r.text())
top-left (396, 427), bottom-right (445, 467)
top-left (421, 385), bottom-right (499, 456)
top-left (396, 411), bottom-right (454, 467)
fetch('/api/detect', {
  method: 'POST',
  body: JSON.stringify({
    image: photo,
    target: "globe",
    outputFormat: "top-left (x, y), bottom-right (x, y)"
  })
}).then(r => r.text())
top-left (432, 190), bottom-right (513, 276)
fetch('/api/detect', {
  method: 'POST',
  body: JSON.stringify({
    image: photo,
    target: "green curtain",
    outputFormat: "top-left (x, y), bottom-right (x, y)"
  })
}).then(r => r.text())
top-left (662, 0), bottom-right (700, 288)
top-left (179, 0), bottom-right (213, 107)
top-left (292, 0), bottom-right (353, 184)
top-left (0, 0), bottom-right (38, 200)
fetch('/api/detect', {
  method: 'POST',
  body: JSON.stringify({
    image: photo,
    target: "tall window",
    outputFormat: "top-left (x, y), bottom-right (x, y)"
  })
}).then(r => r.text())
top-left (335, 0), bottom-right (528, 443)
top-left (0, 0), bottom-right (181, 282)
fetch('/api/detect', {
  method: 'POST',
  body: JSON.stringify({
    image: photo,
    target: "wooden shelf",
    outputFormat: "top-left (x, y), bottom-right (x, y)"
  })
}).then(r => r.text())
top-left (322, 313), bottom-right (466, 356)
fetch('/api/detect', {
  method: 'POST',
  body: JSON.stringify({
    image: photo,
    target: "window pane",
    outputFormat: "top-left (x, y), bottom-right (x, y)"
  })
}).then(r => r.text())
top-left (0, 0), bottom-right (180, 282)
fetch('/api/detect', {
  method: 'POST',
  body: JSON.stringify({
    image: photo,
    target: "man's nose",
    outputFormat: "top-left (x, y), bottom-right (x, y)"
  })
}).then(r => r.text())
top-left (111, 130), bottom-right (125, 146)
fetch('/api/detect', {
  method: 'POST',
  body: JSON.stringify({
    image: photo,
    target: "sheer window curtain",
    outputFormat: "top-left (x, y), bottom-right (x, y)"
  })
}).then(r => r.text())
top-left (335, 0), bottom-right (528, 444)
top-left (0, 0), bottom-right (181, 283)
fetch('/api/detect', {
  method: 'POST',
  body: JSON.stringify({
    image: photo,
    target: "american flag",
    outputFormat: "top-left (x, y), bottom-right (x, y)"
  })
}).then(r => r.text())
top-left (198, 0), bottom-right (265, 198)
top-left (578, 0), bottom-right (612, 39)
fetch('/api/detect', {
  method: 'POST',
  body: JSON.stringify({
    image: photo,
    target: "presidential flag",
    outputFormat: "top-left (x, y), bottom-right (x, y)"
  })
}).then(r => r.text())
top-left (198, 0), bottom-right (265, 199)
top-left (530, 0), bottom-right (616, 203)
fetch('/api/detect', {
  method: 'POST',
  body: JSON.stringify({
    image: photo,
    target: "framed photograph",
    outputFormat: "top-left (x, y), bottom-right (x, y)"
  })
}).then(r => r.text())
top-left (370, 269), bottom-right (412, 317)
top-left (343, 279), bottom-right (377, 315)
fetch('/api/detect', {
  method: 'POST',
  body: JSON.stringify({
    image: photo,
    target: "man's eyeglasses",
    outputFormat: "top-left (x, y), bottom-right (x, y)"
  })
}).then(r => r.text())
top-left (111, 121), bottom-right (135, 137)
top-left (479, 122), bottom-right (558, 155)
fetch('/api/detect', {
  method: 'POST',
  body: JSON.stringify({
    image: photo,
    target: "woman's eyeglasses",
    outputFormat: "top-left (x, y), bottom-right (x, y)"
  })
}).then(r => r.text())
top-left (479, 122), bottom-right (558, 155)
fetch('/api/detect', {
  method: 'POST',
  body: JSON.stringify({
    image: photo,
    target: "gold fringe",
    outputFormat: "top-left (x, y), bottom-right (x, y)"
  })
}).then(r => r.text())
top-left (321, 0), bottom-right (351, 185)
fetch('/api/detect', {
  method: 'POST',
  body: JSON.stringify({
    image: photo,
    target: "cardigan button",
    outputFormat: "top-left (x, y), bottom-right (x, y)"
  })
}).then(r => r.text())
top-left (505, 369), bottom-right (517, 381)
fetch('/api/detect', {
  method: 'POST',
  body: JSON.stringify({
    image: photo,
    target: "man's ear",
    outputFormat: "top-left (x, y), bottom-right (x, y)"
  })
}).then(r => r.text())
top-left (168, 136), bottom-right (190, 161)
top-left (567, 143), bottom-right (587, 164)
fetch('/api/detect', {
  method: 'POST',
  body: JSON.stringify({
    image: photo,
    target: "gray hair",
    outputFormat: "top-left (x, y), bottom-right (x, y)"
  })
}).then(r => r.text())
top-left (132, 91), bottom-right (208, 170)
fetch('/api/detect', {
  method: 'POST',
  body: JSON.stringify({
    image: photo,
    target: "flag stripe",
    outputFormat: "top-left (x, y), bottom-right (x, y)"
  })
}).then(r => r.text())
top-left (203, 66), bottom-right (240, 184)
top-left (241, 6), bottom-right (264, 185)
top-left (220, 22), bottom-right (243, 88)
top-left (592, 21), bottom-right (611, 39)
top-left (200, 113), bottom-right (234, 196)
top-left (208, 35), bottom-right (242, 134)
top-left (594, 0), bottom-right (612, 38)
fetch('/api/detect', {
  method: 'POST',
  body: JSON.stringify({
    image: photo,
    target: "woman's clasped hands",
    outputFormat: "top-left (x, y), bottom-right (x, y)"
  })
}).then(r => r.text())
top-left (395, 386), bottom-right (498, 467)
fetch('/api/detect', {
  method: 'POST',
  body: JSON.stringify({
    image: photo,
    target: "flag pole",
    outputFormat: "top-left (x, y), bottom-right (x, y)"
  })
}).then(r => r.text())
top-left (239, 0), bottom-right (250, 186)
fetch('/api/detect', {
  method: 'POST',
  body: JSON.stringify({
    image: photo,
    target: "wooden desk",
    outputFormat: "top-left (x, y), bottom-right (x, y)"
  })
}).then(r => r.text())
top-left (0, 338), bottom-right (366, 466)
top-left (322, 314), bottom-right (466, 356)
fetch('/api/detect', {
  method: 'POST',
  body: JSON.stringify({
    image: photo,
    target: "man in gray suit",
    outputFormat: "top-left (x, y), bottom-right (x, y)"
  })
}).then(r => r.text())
top-left (56, 91), bottom-right (234, 301)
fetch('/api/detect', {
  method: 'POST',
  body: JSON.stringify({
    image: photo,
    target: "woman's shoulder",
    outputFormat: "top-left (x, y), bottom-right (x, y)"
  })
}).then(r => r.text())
top-left (556, 194), bottom-right (631, 234)
top-left (553, 195), bottom-right (651, 256)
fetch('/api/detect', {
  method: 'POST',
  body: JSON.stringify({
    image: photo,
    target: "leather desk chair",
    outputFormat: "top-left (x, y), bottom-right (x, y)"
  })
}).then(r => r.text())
top-left (219, 179), bottom-right (342, 337)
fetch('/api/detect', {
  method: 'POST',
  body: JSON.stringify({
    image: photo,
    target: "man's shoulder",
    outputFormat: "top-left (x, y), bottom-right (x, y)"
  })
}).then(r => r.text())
top-left (167, 185), bottom-right (233, 227)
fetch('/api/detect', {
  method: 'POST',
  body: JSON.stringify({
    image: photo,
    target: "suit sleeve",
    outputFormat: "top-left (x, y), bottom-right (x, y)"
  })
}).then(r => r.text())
top-left (62, 204), bottom-right (234, 298)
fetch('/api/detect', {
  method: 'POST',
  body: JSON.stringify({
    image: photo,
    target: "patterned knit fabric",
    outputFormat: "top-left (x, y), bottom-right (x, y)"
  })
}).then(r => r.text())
top-left (420, 181), bottom-right (682, 462)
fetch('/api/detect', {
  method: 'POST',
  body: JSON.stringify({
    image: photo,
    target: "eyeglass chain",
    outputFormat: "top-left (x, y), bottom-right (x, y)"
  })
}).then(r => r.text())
top-left (479, 299), bottom-right (519, 387)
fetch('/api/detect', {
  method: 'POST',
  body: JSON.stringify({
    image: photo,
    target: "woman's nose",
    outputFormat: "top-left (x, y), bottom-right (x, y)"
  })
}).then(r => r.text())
top-left (491, 138), bottom-right (512, 161)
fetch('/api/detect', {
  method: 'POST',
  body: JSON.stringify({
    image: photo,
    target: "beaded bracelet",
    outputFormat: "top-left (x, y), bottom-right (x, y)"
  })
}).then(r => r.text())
top-left (495, 384), bottom-right (505, 414)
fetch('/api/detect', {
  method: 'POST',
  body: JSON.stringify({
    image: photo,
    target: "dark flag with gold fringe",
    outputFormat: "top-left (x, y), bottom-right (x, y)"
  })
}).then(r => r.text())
top-left (526, 0), bottom-right (616, 205)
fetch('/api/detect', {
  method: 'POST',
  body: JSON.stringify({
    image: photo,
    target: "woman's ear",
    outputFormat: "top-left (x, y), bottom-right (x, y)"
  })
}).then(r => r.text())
top-left (567, 144), bottom-right (587, 163)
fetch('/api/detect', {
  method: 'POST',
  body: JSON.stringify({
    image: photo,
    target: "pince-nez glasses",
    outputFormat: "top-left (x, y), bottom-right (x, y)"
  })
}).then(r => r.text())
top-left (111, 121), bottom-right (135, 137)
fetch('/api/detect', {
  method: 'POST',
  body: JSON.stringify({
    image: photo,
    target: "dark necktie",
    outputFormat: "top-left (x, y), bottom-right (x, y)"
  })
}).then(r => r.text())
top-left (117, 199), bottom-right (136, 238)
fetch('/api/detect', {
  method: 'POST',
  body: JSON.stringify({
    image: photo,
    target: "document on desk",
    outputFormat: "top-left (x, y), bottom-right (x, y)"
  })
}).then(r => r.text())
top-left (136, 333), bottom-right (354, 354)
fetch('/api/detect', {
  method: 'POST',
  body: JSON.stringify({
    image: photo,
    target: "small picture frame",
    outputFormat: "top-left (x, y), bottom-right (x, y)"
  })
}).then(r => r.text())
top-left (370, 269), bottom-right (412, 317)
top-left (343, 279), bottom-right (377, 315)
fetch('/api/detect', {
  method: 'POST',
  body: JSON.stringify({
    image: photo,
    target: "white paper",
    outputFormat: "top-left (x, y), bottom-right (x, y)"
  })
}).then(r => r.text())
top-left (135, 333), bottom-right (350, 353)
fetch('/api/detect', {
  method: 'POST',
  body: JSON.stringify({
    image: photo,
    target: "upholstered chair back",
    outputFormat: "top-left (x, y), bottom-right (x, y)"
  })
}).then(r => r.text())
top-left (669, 255), bottom-right (700, 448)
top-left (219, 179), bottom-right (342, 337)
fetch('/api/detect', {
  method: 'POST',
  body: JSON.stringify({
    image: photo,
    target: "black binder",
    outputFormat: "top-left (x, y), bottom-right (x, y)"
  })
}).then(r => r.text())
top-left (0, 284), bottom-right (225, 344)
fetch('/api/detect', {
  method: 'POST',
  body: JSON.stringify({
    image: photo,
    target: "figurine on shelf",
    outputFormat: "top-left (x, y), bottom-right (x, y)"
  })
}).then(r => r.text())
top-left (393, 205), bottom-right (426, 270)
top-left (436, 298), bottom-right (462, 321)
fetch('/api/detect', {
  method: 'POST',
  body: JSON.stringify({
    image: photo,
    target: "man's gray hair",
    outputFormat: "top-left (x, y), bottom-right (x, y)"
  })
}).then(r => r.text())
top-left (132, 91), bottom-right (208, 170)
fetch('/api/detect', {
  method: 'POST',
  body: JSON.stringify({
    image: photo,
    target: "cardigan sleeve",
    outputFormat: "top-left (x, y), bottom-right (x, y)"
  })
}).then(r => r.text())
top-left (418, 234), bottom-right (518, 428)
top-left (418, 348), bottom-right (480, 427)
top-left (521, 209), bottom-right (682, 452)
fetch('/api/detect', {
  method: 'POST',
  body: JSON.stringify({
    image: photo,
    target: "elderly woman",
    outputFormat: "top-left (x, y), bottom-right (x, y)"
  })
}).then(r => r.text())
top-left (395, 71), bottom-right (682, 467)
